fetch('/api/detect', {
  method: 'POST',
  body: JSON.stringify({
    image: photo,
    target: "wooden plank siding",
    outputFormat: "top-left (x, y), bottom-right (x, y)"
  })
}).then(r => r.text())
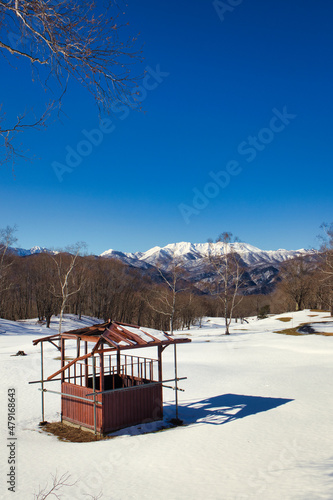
top-left (61, 381), bottom-right (163, 434)
top-left (102, 383), bottom-right (163, 433)
top-left (61, 382), bottom-right (102, 431)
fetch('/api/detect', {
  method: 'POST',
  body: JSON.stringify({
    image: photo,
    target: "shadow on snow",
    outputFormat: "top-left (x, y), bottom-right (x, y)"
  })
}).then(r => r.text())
top-left (165, 393), bottom-right (293, 426)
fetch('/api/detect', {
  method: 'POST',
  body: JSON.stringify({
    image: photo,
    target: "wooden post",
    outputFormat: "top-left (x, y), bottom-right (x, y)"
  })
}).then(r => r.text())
top-left (117, 349), bottom-right (121, 375)
top-left (157, 345), bottom-right (162, 382)
top-left (60, 337), bottom-right (65, 384)
top-left (100, 343), bottom-right (104, 392)
top-left (84, 341), bottom-right (88, 387)
top-left (92, 356), bottom-right (97, 435)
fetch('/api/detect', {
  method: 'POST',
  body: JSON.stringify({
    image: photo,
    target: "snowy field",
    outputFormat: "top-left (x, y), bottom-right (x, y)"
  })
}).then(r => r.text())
top-left (1, 311), bottom-right (333, 499)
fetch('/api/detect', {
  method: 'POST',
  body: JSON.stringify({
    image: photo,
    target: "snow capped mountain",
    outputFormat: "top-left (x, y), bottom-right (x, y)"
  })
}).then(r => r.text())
top-left (7, 241), bottom-right (316, 294)
top-left (9, 246), bottom-right (53, 256)
top-left (100, 241), bottom-right (315, 271)
top-left (9, 241), bottom-right (314, 269)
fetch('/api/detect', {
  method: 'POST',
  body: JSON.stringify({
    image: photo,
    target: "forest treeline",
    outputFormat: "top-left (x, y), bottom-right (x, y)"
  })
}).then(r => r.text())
top-left (0, 247), bottom-right (332, 331)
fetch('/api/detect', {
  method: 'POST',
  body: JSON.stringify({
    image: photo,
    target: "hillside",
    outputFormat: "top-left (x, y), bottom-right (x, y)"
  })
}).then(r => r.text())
top-left (0, 311), bottom-right (332, 499)
top-left (8, 242), bottom-right (318, 295)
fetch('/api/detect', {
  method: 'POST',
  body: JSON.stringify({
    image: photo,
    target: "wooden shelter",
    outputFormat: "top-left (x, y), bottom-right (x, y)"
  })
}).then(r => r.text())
top-left (31, 321), bottom-right (191, 434)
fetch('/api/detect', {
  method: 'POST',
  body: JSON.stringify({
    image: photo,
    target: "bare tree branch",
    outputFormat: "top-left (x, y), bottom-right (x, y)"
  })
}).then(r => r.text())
top-left (0, 0), bottom-right (142, 167)
top-left (49, 242), bottom-right (87, 333)
top-left (146, 258), bottom-right (189, 334)
top-left (0, 224), bottom-right (17, 295)
top-left (34, 471), bottom-right (76, 500)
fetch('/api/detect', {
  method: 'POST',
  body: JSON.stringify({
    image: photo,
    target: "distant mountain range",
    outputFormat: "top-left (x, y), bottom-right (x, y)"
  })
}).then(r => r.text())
top-left (100, 241), bottom-right (314, 271)
top-left (9, 242), bottom-right (317, 295)
top-left (100, 242), bottom-right (317, 294)
top-left (9, 246), bottom-right (53, 257)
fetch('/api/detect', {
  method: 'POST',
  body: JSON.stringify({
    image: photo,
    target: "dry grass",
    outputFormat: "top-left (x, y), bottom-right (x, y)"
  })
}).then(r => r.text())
top-left (41, 422), bottom-right (111, 443)
top-left (276, 317), bottom-right (292, 322)
top-left (275, 327), bottom-right (303, 336)
top-left (40, 421), bottom-right (174, 442)
top-left (275, 321), bottom-right (333, 337)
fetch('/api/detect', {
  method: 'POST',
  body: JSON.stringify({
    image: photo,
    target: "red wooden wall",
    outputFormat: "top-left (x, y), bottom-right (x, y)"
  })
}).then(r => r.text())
top-left (61, 381), bottom-right (163, 433)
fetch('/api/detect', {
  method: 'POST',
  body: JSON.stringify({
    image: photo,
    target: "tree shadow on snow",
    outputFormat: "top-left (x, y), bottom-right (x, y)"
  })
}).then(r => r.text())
top-left (165, 394), bottom-right (293, 426)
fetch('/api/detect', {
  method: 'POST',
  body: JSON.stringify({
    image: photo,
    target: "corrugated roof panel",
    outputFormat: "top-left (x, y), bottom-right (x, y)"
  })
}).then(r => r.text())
top-left (119, 325), bottom-right (155, 343)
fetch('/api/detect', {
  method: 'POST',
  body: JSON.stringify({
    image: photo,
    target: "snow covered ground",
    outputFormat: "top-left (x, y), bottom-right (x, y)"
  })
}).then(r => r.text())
top-left (1, 311), bottom-right (333, 499)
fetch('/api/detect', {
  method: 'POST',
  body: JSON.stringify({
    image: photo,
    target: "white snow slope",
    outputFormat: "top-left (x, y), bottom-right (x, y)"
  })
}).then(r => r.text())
top-left (1, 311), bottom-right (333, 500)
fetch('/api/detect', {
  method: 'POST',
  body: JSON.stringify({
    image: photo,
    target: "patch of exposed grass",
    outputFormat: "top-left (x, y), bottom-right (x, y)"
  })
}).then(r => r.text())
top-left (41, 422), bottom-right (111, 442)
top-left (276, 317), bottom-right (292, 322)
top-left (307, 314), bottom-right (318, 317)
top-left (54, 356), bottom-right (74, 361)
top-left (41, 421), bottom-right (175, 442)
top-left (275, 321), bottom-right (333, 337)
top-left (275, 327), bottom-right (303, 336)
top-left (310, 309), bottom-right (329, 313)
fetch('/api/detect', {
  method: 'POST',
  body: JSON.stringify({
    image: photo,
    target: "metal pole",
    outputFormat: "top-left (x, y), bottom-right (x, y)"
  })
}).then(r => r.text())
top-left (174, 343), bottom-right (178, 420)
top-left (38, 388), bottom-right (102, 404)
top-left (92, 356), bottom-right (97, 435)
top-left (41, 342), bottom-right (45, 423)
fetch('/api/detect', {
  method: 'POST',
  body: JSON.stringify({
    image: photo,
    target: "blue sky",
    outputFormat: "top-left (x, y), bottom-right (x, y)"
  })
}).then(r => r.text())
top-left (1, 0), bottom-right (332, 254)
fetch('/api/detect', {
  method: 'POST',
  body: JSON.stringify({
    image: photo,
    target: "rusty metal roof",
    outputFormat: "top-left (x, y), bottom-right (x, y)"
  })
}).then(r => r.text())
top-left (33, 320), bottom-right (191, 351)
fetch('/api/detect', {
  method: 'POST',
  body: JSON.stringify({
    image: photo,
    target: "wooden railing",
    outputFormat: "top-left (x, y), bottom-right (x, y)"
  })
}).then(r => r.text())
top-left (64, 354), bottom-right (159, 387)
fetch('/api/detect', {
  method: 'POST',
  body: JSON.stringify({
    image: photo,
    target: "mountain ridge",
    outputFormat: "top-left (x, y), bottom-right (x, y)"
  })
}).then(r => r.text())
top-left (100, 241), bottom-right (314, 270)
top-left (8, 241), bottom-right (317, 295)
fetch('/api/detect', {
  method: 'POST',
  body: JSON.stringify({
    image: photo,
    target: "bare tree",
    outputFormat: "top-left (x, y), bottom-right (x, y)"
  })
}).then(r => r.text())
top-left (206, 232), bottom-right (244, 335)
top-left (30, 253), bottom-right (58, 327)
top-left (0, 225), bottom-right (17, 295)
top-left (0, 0), bottom-right (142, 166)
top-left (49, 242), bottom-right (87, 333)
top-left (278, 256), bottom-right (314, 312)
top-left (146, 259), bottom-right (188, 334)
top-left (318, 222), bottom-right (333, 315)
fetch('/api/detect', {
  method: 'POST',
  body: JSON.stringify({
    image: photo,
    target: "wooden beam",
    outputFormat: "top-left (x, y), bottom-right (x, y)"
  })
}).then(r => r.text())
top-left (84, 341), bottom-right (88, 387)
top-left (60, 337), bottom-right (65, 383)
top-left (89, 338), bottom-right (190, 354)
top-left (33, 334), bottom-right (61, 345)
top-left (60, 334), bottom-right (100, 343)
top-left (100, 343), bottom-right (104, 392)
top-left (47, 352), bottom-right (92, 381)
top-left (117, 350), bottom-right (121, 375)
top-left (115, 325), bottom-right (147, 345)
top-left (76, 338), bottom-right (80, 358)
top-left (91, 337), bottom-right (103, 354)
top-left (48, 340), bottom-right (61, 352)
top-left (157, 345), bottom-right (162, 382)
top-left (104, 327), bottom-right (135, 346)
